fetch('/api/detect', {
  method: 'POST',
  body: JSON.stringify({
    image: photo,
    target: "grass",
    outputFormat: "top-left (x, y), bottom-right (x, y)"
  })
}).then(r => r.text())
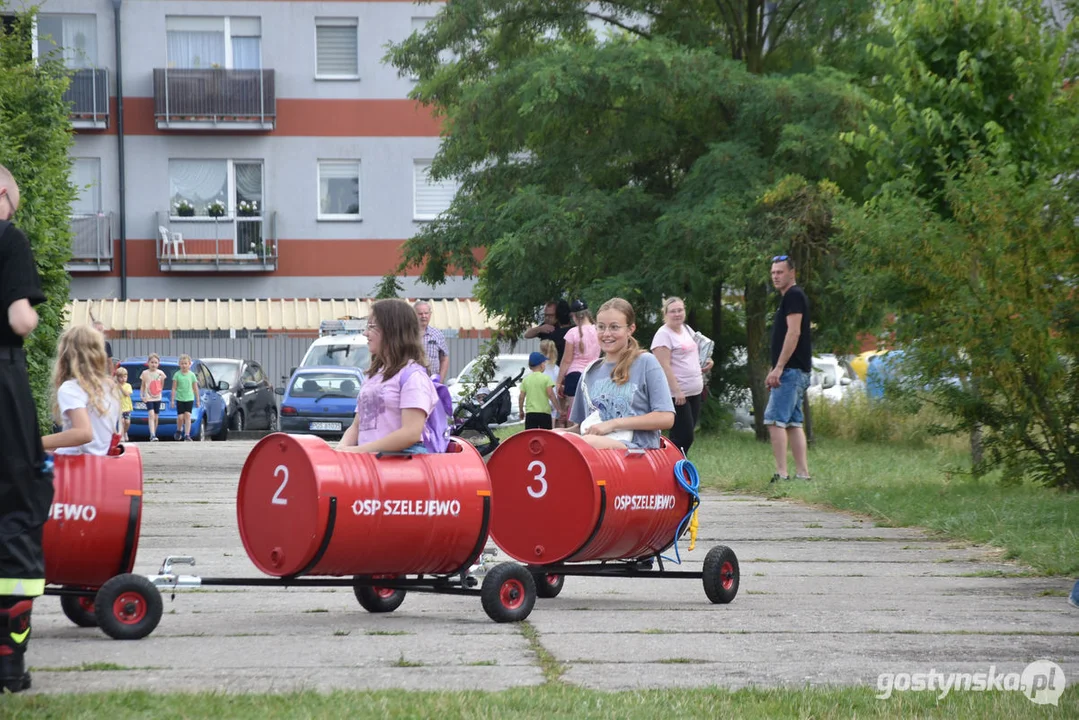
top-left (365, 630), bottom-right (412, 636)
top-left (518, 621), bottom-right (565, 684)
top-left (689, 432), bottom-right (1079, 575)
top-left (29, 663), bottom-right (150, 673)
top-left (3, 686), bottom-right (1075, 718)
top-left (391, 654), bottom-right (423, 668)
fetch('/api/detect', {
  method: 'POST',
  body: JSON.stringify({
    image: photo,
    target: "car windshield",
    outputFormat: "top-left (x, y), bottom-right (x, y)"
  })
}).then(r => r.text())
top-left (122, 363), bottom-right (179, 391)
top-left (302, 343), bottom-right (370, 370)
top-left (459, 357), bottom-right (530, 384)
top-left (204, 361), bottom-right (240, 388)
top-left (289, 373), bottom-right (361, 399)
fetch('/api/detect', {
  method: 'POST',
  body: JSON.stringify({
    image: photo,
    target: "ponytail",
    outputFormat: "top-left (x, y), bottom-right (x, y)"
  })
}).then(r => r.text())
top-left (611, 337), bottom-right (643, 385)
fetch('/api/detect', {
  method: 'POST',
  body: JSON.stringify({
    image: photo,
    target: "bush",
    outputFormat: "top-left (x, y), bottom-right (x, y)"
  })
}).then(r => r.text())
top-left (0, 6), bottom-right (75, 430)
top-left (809, 394), bottom-right (965, 451)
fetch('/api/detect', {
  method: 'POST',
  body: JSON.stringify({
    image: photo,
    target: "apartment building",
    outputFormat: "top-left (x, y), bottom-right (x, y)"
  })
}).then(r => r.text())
top-left (32, 0), bottom-right (474, 301)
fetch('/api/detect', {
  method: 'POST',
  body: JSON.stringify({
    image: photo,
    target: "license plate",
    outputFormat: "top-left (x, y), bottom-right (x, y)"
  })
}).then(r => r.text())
top-left (310, 421), bottom-right (342, 432)
top-left (134, 401), bottom-right (147, 410)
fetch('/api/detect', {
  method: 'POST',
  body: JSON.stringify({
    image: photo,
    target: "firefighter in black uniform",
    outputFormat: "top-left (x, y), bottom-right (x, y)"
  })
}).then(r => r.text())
top-left (0, 165), bottom-right (52, 693)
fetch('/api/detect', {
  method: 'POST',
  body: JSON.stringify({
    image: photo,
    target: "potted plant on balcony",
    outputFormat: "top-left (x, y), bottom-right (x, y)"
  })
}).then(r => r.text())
top-left (207, 200), bottom-right (227, 218)
top-left (237, 200), bottom-right (259, 217)
top-left (173, 199), bottom-right (195, 218)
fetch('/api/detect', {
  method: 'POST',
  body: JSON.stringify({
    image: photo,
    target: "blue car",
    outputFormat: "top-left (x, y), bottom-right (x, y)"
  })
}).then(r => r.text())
top-left (120, 357), bottom-right (229, 441)
top-left (277, 367), bottom-right (364, 438)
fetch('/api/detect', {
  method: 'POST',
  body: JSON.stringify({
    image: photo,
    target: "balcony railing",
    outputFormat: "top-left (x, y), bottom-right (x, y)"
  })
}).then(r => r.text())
top-left (156, 211), bottom-right (278, 272)
top-left (66, 213), bottom-right (113, 271)
top-left (65, 68), bottom-right (109, 129)
top-left (152, 68), bottom-right (276, 130)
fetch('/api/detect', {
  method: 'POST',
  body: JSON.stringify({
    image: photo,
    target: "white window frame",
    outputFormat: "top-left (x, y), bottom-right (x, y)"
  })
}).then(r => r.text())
top-left (413, 159), bottom-right (460, 222)
top-left (317, 159), bottom-right (362, 222)
top-left (72, 157), bottom-right (102, 216)
top-left (314, 17), bottom-right (359, 80)
top-left (165, 16), bottom-right (262, 70)
top-left (37, 13), bottom-right (97, 68)
top-left (169, 158), bottom-right (263, 221)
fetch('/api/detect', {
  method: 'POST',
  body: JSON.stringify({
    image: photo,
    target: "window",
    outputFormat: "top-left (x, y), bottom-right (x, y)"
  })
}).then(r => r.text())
top-left (38, 14), bottom-right (97, 68)
top-left (413, 160), bottom-right (460, 220)
top-left (318, 160), bottom-right (361, 220)
top-left (169, 159), bottom-right (263, 218)
top-left (166, 16), bottom-right (261, 70)
top-left (72, 158), bottom-right (101, 215)
top-left (315, 18), bottom-right (358, 78)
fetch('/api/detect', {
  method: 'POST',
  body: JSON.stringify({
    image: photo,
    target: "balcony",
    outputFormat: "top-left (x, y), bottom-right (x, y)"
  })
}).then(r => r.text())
top-left (65, 68), bottom-right (109, 129)
top-left (153, 68), bottom-right (275, 131)
top-left (66, 213), bottom-right (113, 271)
top-left (156, 211), bottom-right (278, 272)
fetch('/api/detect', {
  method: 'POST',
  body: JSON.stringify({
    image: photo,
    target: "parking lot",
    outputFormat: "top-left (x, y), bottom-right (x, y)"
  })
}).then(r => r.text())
top-left (28, 440), bottom-right (1079, 694)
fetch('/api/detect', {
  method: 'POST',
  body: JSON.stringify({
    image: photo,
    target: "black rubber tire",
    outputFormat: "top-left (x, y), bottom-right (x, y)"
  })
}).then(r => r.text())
top-left (94, 574), bottom-right (164, 640)
top-left (230, 410), bottom-right (245, 432)
top-left (267, 408), bottom-right (278, 432)
top-left (702, 545), bottom-right (740, 604)
top-left (196, 418), bottom-right (207, 442)
top-left (531, 571), bottom-right (565, 599)
top-left (60, 591), bottom-right (99, 628)
top-left (353, 581), bottom-right (406, 613)
top-left (481, 563), bottom-right (536, 623)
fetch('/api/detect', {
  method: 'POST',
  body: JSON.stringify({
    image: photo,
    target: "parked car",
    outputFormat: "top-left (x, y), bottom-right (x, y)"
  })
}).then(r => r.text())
top-left (276, 367), bottom-right (365, 438)
top-left (447, 354), bottom-right (533, 425)
top-left (201, 357), bottom-right (278, 434)
top-left (120, 356), bottom-right (229, 441)
top-left (807, 354), bottom-right (862, 403)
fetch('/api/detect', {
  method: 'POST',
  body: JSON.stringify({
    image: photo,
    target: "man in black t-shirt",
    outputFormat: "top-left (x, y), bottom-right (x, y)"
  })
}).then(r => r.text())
top-left (764, 255), bottom-right (812, 483)
top-left (0, 165), bottom-right (52, 693)
top-left (523, 299), bottom-right (573, 366)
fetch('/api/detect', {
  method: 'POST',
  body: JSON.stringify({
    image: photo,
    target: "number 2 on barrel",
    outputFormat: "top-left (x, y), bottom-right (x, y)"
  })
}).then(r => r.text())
top-left (271, 465), bottom-right (289, 506)
top-left (527, 460), bottom-right (548, 499)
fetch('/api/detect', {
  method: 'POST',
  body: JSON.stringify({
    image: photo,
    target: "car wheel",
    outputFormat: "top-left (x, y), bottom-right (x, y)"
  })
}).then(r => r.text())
top-left (230, 411), bottom-right (245, 432)
top-left (267, 408), bottom-right (278, 432)
top-left (196, 418), bottom-right (207, 441)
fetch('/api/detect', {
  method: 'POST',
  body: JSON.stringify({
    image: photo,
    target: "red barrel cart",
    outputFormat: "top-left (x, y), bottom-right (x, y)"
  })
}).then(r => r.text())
top-left (149, 434), bottom-right (537, 623)
top-left (43, 447), bottom-right (164, 640)
top-left (486, 431), bottom-right (739, 602)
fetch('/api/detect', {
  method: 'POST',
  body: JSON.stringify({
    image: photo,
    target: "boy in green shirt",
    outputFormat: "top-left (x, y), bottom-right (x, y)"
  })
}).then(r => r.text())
top-left (170, 354), bottom-right (200, 441)
top-left (519, 352), bottom-right (559, 430)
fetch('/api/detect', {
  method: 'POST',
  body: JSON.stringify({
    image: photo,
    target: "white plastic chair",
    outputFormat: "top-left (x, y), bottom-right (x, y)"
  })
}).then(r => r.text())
top-left (158, 226), bottom-right (185, 257)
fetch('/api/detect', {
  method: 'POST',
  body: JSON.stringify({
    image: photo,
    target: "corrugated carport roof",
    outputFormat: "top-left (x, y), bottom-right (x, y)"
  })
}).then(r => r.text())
top-left (65, 298), bottom-right (498, 332)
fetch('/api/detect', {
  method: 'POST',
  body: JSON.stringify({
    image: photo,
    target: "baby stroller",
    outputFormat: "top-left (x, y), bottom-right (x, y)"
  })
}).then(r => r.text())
top-left (451, 369), bottom-right (525, 457)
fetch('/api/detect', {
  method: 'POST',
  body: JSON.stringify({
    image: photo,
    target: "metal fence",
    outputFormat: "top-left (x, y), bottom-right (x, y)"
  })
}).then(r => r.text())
top-left (67, 213), bottom-right (113, 269)
top-left (64, 68), bottom-right (109, 126)
top-left (153, 68), bottom-right (275, 125)
top-left (110, 335), bottom-right (540, 388)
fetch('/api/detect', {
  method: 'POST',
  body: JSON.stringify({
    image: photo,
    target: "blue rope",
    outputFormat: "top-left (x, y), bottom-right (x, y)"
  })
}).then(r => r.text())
top-left (661, 459), bottom-right (701, 565)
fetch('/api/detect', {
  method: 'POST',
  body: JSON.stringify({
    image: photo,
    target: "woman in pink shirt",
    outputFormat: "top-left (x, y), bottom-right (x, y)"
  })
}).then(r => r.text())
top-left (339, 299), bottom-right (438, 454)
top-left (556, 299), bottom-right (601, 427)
top-left (651, 297), bottom-right (713, 455)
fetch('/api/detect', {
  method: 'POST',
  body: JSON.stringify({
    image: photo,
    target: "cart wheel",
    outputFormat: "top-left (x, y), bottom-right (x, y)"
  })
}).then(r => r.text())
top-left (94, 574), bottom-right (163, 640)
top-left (531, 571), bottom-right (565, 599)
top-left (482, 563), bottom-right (536, 623)
top-left (60, 591), bottom-right (99, 628)
top-left (353, 580), bottom-right (407, 613)
top-left (702, 545), bottom-right (740, 604)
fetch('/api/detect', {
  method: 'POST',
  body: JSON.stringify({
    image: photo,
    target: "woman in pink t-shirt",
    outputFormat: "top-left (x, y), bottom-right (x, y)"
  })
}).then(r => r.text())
top-left (556, 299), bottom-right (600, 427)
top-left (650, 296), bottom-right (713, 455)
top-left (339, 299), bottom-right (438, 454)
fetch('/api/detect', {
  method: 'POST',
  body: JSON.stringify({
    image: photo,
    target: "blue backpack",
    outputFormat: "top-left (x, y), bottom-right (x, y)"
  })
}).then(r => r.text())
top-left (397, 364), bottom-right (454, 453)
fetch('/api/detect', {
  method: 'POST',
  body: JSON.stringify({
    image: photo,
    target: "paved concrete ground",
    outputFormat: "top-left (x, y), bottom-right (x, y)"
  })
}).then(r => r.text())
top-left (27, 440), bottom-right (1079, 694)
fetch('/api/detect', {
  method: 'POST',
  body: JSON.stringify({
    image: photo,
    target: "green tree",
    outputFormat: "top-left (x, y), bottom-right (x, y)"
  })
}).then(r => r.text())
top-left (389, 0), bottom-right (877, 438)
top-left (841, 0), bottom-right (1079, 486)
top-left (372, 273), bottom-right (404, 299)
top-left (0, 4), bottom-right (76, 429)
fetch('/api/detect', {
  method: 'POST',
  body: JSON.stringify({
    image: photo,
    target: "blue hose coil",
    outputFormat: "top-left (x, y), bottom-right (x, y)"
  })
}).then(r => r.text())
top-left (662, 459), bottom-right (701, 565)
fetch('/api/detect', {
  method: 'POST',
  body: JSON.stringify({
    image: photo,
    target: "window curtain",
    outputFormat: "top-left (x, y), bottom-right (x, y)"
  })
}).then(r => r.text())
top-left (62, 15), bottom-right (97, 68)
top-left (235, 163), bottom-right (263, 207)
top-left (167, 31), bottom-right (225, 69)
top-left (231, 36), bottom-right (261, 70)
top-left (319, 162), bottom-right (360, 215)
top-left (71, 158), bottom-right (101, 215)
top-left (170, 160), bottom-right (228, 213)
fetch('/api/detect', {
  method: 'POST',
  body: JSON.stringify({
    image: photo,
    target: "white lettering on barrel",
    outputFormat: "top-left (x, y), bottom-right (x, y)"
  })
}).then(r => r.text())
top-left (612, 494), bottom-right (677, 511)
top-left (526, 460), bottom-right (548, 499)
top-left (271, 465), bottom-right (289, 506)
top-left (351, 499), bottom-right (461, 517)
top-left (49, 503), bottom-right (97, 522)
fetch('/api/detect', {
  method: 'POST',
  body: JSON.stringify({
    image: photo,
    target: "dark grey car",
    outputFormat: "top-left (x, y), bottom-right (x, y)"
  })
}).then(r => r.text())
top-left (202, 358), bottom-right (279, 436)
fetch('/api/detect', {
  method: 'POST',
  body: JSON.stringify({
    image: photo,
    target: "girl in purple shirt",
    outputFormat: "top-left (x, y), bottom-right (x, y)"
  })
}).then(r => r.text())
top-left (339, 300), bottom-right (438, 454)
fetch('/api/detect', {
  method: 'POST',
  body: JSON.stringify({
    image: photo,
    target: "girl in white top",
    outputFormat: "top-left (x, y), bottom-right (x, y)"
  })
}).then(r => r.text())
top-left (42, 325), bottom-right (121, 456)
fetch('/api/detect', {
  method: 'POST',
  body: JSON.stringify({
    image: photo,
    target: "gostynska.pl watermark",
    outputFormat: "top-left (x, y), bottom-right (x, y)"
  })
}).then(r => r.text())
top-left (876, 660), bottom-right (1066, 705)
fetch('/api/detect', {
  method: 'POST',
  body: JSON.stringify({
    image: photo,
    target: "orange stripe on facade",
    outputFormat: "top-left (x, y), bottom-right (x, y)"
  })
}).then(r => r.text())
top-left (80, 98), bottom-right (442, 137)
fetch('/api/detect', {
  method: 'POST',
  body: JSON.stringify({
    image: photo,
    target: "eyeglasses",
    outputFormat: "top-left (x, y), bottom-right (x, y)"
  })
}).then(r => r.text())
top-left (595, 324), bottom-right (627, 333)
top-left (772, 255), bottom-right (789, 263)
top-left (365, 322), bottom-right (380, 334)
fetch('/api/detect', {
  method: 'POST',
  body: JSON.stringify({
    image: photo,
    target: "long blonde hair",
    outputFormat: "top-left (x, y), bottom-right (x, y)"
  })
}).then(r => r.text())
top-left (597, 298), bottom-right (643, 385)
top-left (540, 339), bottom-right (558, 365)
top-left (51, 325), bottom-right (119, 419)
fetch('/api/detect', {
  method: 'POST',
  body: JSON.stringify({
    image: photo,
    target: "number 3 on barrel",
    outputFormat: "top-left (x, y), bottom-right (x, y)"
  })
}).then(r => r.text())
top-left (526, 460), bottom-right (547, 499)
top-left (271, 465), bottom-right (289, 506)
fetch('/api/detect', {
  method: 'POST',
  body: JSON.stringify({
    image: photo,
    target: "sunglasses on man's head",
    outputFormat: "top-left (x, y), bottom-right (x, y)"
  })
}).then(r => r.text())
top-left (772, 255), bottom-right (789, 263)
